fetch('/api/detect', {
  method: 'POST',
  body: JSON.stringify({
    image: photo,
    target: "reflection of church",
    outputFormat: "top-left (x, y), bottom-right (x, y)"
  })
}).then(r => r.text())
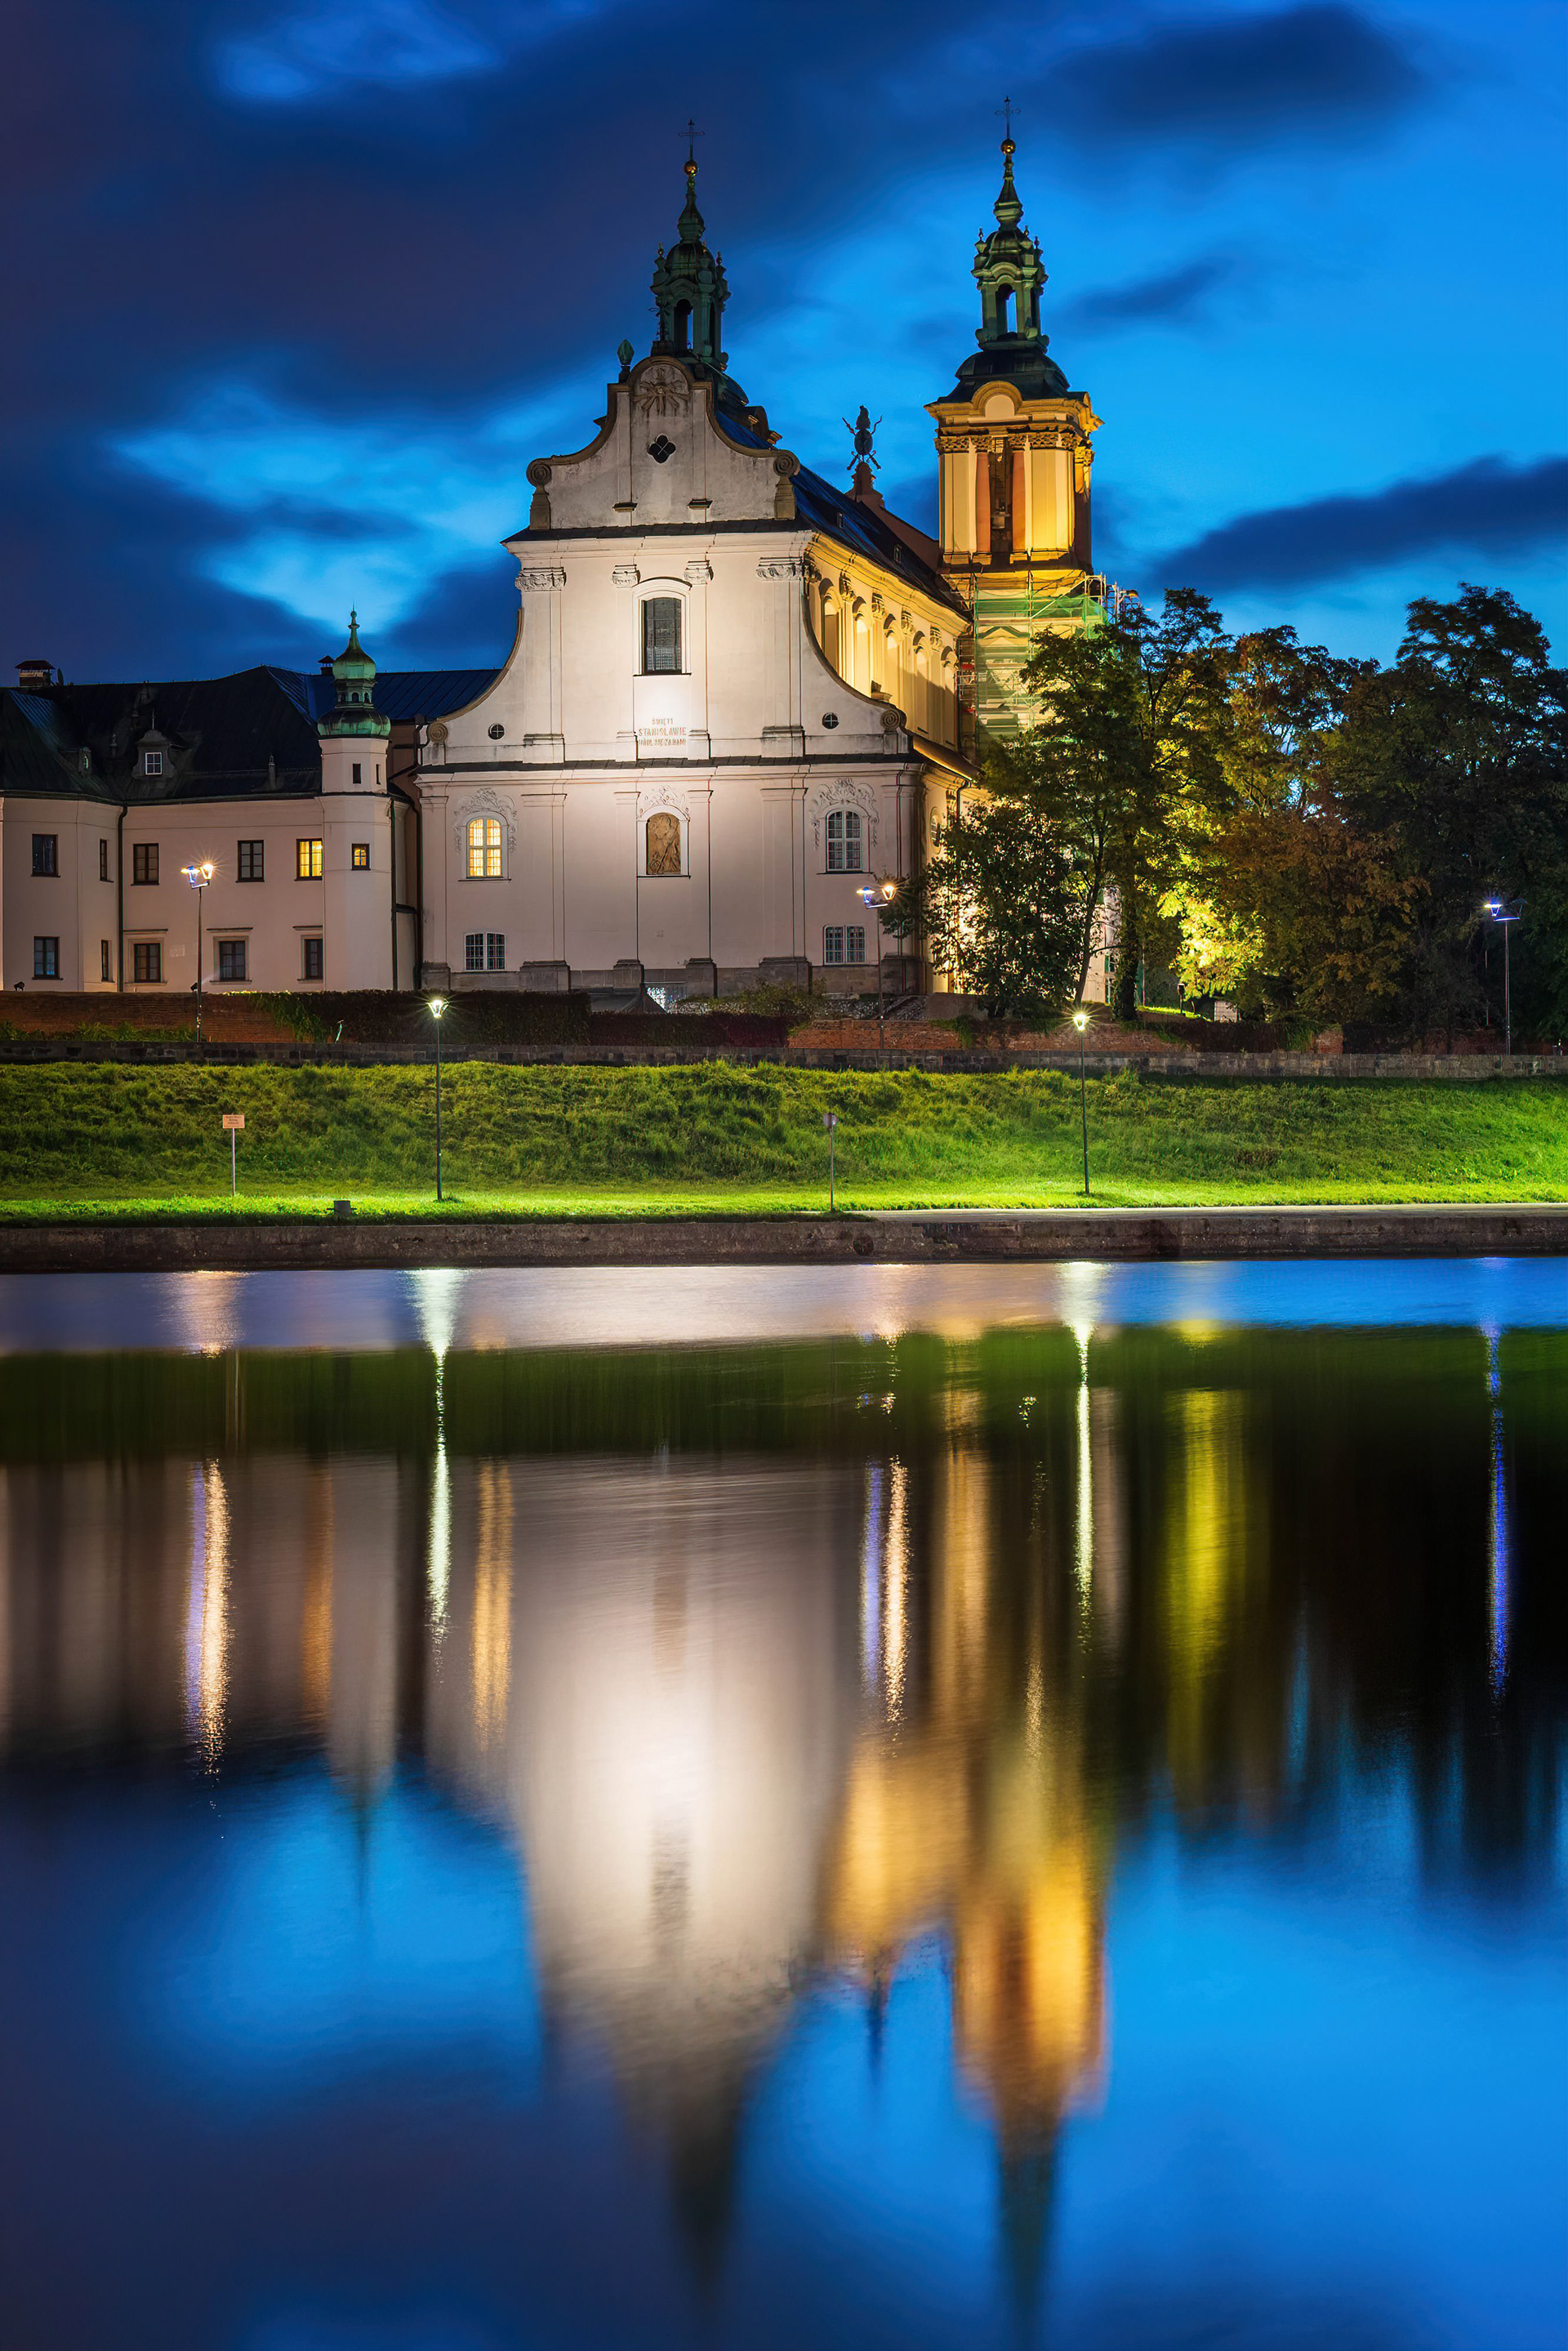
top-left (0, 139), bottom-right (1102, 999)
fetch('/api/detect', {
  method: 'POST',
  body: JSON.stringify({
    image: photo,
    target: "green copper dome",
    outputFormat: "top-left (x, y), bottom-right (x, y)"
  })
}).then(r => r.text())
top-left (318, 609), bottom-right (390, 739)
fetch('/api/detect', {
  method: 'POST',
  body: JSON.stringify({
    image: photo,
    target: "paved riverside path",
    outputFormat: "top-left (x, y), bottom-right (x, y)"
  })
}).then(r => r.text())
top-left (0, 1204), bottom-right (1561, 1273)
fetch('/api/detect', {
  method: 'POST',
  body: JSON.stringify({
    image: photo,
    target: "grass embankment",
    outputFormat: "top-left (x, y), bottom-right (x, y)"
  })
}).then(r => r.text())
top-left (0, 1064), bottom-right (1560, 1219)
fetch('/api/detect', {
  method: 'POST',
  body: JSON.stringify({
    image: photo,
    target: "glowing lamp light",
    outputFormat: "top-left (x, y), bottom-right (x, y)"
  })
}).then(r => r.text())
top-left (1071, 1010), bottom-right (1089, 1033)
top-left (427, 996), bottom-right (448, 1019)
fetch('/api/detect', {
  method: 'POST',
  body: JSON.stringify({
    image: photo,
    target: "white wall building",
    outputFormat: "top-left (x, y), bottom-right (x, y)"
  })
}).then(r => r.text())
top-left (1, 141), bottom-right (1109, 1002)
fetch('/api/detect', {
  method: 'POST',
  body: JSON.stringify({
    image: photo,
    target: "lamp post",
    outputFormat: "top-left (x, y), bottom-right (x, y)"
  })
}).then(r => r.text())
top-left (1071, 1008), bottom-right (1090, 1195)
top-left (181, 860), bottom-right (214, 1048)
top-left (858, 876), bottom-right (902, 1060)
top-left (1483, 898), bottom-right (1524, 1055)
top-left (427, 995), bottom-right (448, 1200)
top-left (822, 1109), bottom-right (838, 1215)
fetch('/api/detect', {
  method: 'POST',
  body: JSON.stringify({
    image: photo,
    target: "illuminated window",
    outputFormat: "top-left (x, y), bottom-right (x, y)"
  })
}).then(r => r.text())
top-left (296, 838), bottom-right (323, 880)
top-left (645, 812), bottom-right (682, 875)
top-left (351, 842), bottom-right (370, 870)
top-left (466, 817), bottom-right (502, 878)
top-left (822, 926), bottom-right (866, 966)
top-left (826, 810), bottom-right (862, 872)
top-left (132, 941), bottom-right (161, 983)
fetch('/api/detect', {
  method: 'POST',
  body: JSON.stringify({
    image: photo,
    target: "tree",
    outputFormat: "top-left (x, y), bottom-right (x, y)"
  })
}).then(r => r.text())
top-left (1164, 627), bottom-right (1418, 1025)
top-left (1015, 589), bottom-right (1232, 1017)
top-left (892, 792), bottom-right (1083, 1019)
top-left (1338, 586), bottom-right (1568, 1037)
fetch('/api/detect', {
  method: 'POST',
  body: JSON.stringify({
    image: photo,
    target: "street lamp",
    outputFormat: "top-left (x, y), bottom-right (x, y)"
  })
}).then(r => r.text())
top-left (1071, 1008), bottom-right (1090, 1196)
top-left (1483, 898), bottom-right (1524, 1055)
top-left (181, 861), bottom-right (214, 1047)
top-left (427, 996), bottom-right (448, 1200)
top-left (858, 875), bottom-right (902, 1060)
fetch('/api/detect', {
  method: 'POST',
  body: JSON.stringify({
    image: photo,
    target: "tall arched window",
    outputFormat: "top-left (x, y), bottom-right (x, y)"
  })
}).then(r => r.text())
top-left (826, 810), bottom-right (862, 873)
top-left (853, 612), bottom-right (870, 694)
top-left (467, 816), bottom-right (502, 878)
top-left (996, 284), bottom-right (1014, 333)
top-left (913, 637), bottom-right (929, 734)
top-left (820, 591), bottom-right (840, 675)
top-left (642, 596), bottom-right (682, 674)
top-left (673, 301), bottom-right (692, 352)
top-left (645, 812), bottom-right (682, 875)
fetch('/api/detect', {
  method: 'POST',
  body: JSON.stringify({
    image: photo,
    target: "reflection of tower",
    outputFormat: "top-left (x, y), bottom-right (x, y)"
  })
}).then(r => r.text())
top-left (828, 1436), bottom-right (1108, 2316)
top-left (324, 1463), bottom-right (403, 1800)
top-left (425, 1452), bottom-right (862, 2280)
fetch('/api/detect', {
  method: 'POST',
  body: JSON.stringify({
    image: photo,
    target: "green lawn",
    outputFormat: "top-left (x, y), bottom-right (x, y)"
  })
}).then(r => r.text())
top-left (0, 1063), bottom-right (1559, 1217)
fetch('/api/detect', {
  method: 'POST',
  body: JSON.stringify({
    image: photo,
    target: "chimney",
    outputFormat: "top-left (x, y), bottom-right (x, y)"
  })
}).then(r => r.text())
top-left (16, 658), bottom-right (54, 691)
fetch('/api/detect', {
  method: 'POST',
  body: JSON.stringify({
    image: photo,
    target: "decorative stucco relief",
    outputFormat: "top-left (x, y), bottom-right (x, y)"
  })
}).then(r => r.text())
top-left (807, 777), bottom-right (881, 855)
top-left (450, 787), bottom-right (518, 854)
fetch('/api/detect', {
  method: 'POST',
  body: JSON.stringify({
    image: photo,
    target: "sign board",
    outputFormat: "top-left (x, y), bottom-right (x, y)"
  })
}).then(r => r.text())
top-left (822, 1113), bottom-right (838, 1131)
top-left (222, 1113), bottom-right (245, 1131)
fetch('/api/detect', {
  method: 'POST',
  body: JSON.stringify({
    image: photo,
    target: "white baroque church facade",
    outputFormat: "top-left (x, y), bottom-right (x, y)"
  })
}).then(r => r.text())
top-left (0, 141), bottom-right (1102, 1002)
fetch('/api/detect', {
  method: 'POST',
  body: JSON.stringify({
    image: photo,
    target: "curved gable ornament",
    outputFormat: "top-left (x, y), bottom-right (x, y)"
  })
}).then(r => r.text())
top-left (637, 364), bottom-right (691, 418)
top-left (452, 787), bottom-right (518, 856)
top-left (638, 783), bottom-right (692, 823)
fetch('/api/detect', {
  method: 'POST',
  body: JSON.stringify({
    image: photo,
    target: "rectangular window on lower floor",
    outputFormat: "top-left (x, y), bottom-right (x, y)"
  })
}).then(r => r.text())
top-left (132, 942), bottom-right (161, 983)
top-left (465, 932), bottom-right (508, 974)
top-left (100, 939), bottom-right (112, 982)
top-left (301, 937), bottom-right (323, 981)
top-left (217, 939), bottom-right (247, 982)
top-left (822, 926), bottom-right (866, 966)
top-left (33, 936), bottom-right (59, 979)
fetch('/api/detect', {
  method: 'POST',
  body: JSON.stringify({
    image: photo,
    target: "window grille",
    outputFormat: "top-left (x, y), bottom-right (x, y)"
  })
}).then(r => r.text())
top-left (467, 817), bottom-right (502, 878)
top-left (822, 925), bottom-right (867, 966)
top-left (142, 750), bottom-right (163, 776)
top-left (351, 842), bottom-right (370, 870)
top-left (487, 933), bottom-right (506, 970)
top-left (826, 810), bottom-right (862, 872)
top-left (642, 597), bottom-right (681, 673)
top-left (238, 840), bottom-right (264, 881)
top-left (296, 838), bottom-right (323, 880)
top-left (466, 932), bottom-right (485, 972)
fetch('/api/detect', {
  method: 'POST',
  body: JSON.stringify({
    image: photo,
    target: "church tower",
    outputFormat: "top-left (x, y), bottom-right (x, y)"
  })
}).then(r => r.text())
top-left (928, 136), bottom-right (1102, 747)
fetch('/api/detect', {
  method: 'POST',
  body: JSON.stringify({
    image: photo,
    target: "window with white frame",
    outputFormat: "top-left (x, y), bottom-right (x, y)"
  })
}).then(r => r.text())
top-left (825, 810), bottom-right (862, 872)
top-left (142, 750), bottom-right (163, 777)
top-left (466, 931), bottom-right (506, 972)
top-left (822, 925), bottom-right (866, 966)
top-left (466, 816), bottom-right (503, 878)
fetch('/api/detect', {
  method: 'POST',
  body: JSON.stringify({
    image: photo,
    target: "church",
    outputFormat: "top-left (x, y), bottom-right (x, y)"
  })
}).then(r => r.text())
top-left (0, 136), bottom-right (1104, 1002)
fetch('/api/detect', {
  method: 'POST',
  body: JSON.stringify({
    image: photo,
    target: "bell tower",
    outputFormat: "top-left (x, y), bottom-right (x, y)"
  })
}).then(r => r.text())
top-left (928, 135), bottom-right (1103, 746)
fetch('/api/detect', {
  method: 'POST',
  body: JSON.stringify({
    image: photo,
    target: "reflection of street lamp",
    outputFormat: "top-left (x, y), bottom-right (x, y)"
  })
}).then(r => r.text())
top-left (181, 860), bottom-right (214, 1046)
top-left (858, 875), bottom-right (902, 1060)
top-left (1071, 1009), bottom-right (1090, 1195)
top-left (427, 996), bottom-right (448, 1200)
top-left (1483, 898), bottom-right (1524, 1054)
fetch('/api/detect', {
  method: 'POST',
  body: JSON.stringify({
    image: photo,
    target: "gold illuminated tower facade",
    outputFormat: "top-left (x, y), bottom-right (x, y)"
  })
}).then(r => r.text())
top-left (929, 137), bottom-right (1104, 746)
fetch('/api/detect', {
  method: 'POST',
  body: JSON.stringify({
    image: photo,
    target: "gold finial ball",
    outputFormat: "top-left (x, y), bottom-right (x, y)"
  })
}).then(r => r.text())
top-left (1001, 136), bottom-right (1016, 157)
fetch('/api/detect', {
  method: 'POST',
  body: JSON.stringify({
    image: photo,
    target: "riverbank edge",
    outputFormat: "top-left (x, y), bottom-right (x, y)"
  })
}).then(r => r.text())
top-left (0, 1206), bottom-right (1562, 1272)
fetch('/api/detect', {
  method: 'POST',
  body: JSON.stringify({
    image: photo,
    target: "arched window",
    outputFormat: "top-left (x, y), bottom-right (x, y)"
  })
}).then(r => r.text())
top-left (642, 596), bottom-right (682, 673)
top-left (466, 816), bottom-right (502, 878)
top-left (819, 590), bottom-right (840, 675)
top-left (673, 301), bottom-right (692, 352)
top-left (996, 283), bottom-right (1014, 333)
top-left (913, 636), bottom-right (929, 734)
top-left (853, 612), bottom-right (870, 693)
top-left (826, 809), bottom-right (862, 873)
top-left (645, 812), bottom-right (682, 875)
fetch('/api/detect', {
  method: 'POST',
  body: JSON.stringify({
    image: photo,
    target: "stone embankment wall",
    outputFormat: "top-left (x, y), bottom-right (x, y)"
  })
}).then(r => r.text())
top-left (0, 1205), bottom-right (1562, 1274)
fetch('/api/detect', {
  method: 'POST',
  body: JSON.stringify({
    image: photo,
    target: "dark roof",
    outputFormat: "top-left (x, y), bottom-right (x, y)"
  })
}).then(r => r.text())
top-left (713, 407), bottom-right (968, 619)
top-left (1, 661), bottom-right (501, 802)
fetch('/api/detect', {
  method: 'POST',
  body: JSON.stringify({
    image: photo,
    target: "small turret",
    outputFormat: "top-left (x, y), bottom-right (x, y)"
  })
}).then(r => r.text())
top-left (648, 131), bottom-right (748, 410)
top-left (947, 136), bottom-right (1068, 402)
top-left (317, 610), bottom-right (390, 741)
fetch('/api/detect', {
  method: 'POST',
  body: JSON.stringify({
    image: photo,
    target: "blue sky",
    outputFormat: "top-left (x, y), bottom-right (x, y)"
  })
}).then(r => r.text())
top-left (6, 0), bottom-right (1565, 680)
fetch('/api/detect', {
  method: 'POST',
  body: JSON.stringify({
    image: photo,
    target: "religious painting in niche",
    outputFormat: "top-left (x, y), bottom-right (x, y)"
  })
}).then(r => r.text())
top-left (645, 812), bottom-right (682, 876)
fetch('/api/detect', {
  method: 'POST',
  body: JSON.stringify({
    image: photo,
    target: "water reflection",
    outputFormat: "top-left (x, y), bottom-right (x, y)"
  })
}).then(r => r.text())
top-left (0, 1287), bottom-right (1561, 2348)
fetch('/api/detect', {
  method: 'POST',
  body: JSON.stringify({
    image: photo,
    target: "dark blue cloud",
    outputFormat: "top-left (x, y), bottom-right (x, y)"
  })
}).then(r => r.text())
top-left (1055, 254), bottom-right (1238, 332)
top-left (1150, 457), bottom-right (1568, 591)
top-left (1054, 4), bottom-right (1428, 147)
